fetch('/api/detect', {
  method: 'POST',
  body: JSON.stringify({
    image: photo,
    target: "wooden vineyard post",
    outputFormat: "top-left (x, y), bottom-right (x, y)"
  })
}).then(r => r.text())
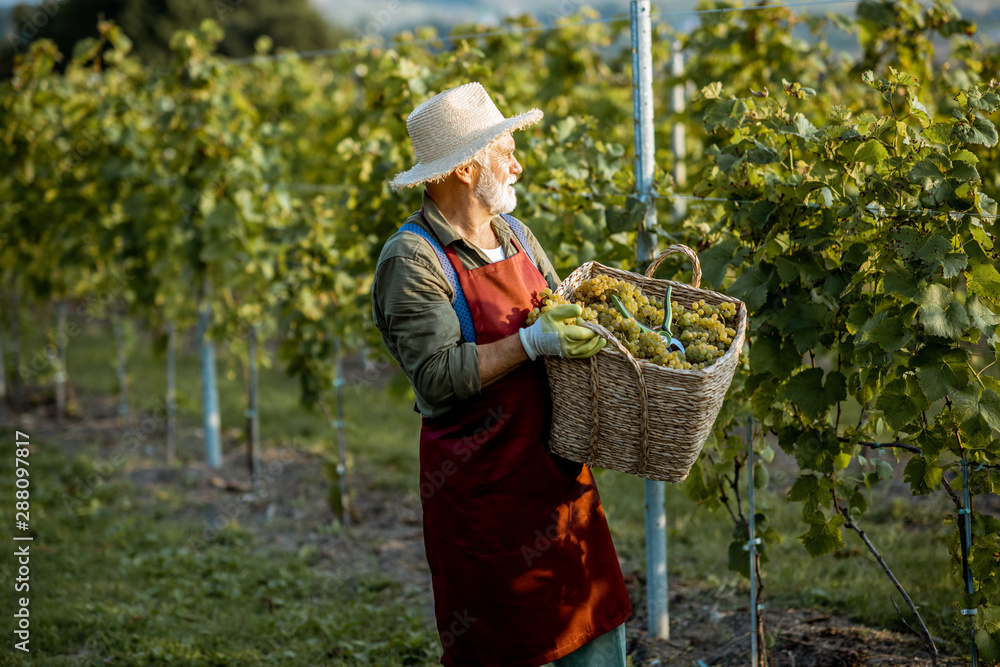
top-left (631, 0), bottom-right (669, 641)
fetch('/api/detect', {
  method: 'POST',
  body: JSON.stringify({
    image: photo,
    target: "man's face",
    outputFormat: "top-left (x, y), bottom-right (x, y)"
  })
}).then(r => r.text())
top-left (474, 134), bottom-right (522, 216)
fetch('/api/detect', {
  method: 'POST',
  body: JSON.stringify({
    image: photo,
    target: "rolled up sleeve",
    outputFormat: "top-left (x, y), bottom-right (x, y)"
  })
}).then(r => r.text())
top-left (372, 252), bottom-right (482, 417)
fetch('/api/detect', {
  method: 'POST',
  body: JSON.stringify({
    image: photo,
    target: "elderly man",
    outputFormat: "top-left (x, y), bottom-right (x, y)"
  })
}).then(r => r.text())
top-left (372, 82), bottom-right (632, 667)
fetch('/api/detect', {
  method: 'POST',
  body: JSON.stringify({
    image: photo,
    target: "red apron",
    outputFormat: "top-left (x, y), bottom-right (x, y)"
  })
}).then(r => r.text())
top-left (418, 231), bottom-right (632, 667)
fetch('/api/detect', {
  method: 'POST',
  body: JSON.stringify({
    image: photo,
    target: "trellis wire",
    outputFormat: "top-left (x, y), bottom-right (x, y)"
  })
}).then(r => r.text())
top-left (277, 183), bottom-right (1000, 222)
top-left (663, 193), bottom-right (1000, 220)
top-left (657, 0), bottom-right (861, 16)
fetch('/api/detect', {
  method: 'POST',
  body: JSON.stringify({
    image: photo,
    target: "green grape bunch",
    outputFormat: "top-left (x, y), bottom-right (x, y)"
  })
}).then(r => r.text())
top-left (526, 276), bottom-right (739, 370)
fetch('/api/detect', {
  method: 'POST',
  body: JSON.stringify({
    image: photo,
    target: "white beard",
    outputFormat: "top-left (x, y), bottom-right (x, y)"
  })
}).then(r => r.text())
top-left (475, 164), bottom-right (517, 215)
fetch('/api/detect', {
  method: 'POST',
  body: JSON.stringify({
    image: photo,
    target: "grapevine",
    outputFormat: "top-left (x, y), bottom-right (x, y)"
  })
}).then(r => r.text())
top-left (526, 277), bottom-right (738, 369)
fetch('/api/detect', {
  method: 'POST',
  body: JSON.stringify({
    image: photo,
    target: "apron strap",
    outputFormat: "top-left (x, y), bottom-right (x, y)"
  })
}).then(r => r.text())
top-left (500, 213), bottom-right (536, 266)
top-left (399, 222), bottom-right (477, 345)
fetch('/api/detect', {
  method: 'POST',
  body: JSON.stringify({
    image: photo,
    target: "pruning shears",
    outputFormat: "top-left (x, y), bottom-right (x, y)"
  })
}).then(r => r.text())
top-left (610, 286), bottom-right (686, 354)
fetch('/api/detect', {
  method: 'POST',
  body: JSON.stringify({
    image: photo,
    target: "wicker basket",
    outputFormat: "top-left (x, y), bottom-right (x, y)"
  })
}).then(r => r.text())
top-left (544, 244), bottom-right (748, 482)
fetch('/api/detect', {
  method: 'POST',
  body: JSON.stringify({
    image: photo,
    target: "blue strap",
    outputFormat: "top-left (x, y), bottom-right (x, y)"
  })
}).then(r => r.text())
top-left (501, 213), bottom-right (536, 266)
top-left (399, 223), bottom-right (477, 344)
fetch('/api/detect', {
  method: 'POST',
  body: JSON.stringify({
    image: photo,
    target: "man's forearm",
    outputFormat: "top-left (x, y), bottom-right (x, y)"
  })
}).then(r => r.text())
top-left (478, 333), bottom-right (529, 387)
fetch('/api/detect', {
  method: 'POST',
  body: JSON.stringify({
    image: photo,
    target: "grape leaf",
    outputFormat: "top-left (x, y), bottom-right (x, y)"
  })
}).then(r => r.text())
top-left (847, 301), bottom-right (874, 335)
top-left (953, 116), bottom-right (999, 147)
top-left (949, 161), bottom-right (980, 182)
top-left (864, 314), bottom-right (912, 351)
top-left (799, 514), bottom-right (845, 558)
top-left (697, 238), bottom-right (740, 289)
top-left (787, 473), bottom-right (819, 502)
top-left (915, 234), bottom-right (951, 265)
top-left (705, 99), bottom-right (749, 131)
top-left (952, 149), bottom-right (980, 164)
top-left (728, 264), bottom-right (778, 313)
top-left (968, 263), bottom-right (1000, 306)
top-left (912, 343), bottom-right (970, 401)
top-left (921, 299), bottom-right (970, 339)
top-left (784, 368), bottom-right (847, 420)
top-left (903, 456), bottom-right (943, 494)
top-left (845, 139), bottom-right (888, 164)
top-left (953, 386), bottom-right (1000, 444)
top-left (874, 378), bottom-right (929, 431)
top-left (908, 159), bottom-right (943, 182)
top-left (750, 334), bottom-right (803, 380)
top-left (683, 460), bottom-right (717, 505)
top-left (976, 629), bottom-right (1000, 663)
top-left (940, 252), bottom-right (968, 279)
top-left (922, 123), bottom-right (952, 145)
top-left (968, 294), bottom-right (1000, 336)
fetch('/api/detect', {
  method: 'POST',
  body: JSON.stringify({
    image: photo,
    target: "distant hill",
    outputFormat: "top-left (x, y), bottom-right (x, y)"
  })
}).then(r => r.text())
top-left (316, 0), bottom-right (999, 45)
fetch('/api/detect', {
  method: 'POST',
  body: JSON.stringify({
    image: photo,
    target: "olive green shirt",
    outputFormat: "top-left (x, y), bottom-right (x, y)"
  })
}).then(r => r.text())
top-left (372, 191), bottom-right (560, 419)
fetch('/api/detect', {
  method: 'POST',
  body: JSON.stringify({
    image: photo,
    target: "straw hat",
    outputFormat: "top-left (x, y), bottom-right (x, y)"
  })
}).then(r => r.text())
top-left (389, 82), bottom-right (543, 191)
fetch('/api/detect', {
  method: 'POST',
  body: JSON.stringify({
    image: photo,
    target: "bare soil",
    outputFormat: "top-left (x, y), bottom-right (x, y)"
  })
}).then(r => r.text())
top-left (4, 387), bottom-right (967, 667)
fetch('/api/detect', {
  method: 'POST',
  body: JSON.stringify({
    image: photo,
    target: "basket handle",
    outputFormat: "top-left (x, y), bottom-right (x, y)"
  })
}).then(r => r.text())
top-left (577, 320), bottom-right (652, 476)
top-left (644, 244), bottom-right (702, 288)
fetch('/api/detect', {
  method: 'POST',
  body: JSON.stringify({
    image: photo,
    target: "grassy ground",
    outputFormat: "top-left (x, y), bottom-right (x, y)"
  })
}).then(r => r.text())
top-left (0, 312), bottom-right (973, 664)
top-left (0, 442), bottom-right (439, 666)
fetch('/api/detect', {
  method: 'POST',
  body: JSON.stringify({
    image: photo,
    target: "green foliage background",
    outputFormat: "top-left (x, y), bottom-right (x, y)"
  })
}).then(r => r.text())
top-left (2, 0), bottom-right (1000, 661)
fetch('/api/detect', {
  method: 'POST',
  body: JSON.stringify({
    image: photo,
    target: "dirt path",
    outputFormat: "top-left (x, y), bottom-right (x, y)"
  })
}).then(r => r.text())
top-left (5, 390), bottom-right (966, 666)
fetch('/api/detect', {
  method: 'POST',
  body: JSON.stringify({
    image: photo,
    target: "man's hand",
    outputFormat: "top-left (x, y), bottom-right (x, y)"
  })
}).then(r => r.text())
top-left (518, 303), bottom-right (606, 361)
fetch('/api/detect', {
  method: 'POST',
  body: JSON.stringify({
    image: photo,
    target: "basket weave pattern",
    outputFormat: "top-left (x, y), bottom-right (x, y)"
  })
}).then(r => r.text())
top-left (543, 245), bottom-right (748, 482)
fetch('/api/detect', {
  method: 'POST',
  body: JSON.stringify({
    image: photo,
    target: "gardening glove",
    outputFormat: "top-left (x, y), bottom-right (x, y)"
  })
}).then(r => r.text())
top-left (519, 303), bottom-right (606, 361)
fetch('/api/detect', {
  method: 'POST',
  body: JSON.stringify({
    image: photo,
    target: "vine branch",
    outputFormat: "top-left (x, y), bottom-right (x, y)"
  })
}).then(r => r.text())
top-left (834, 490), bottom-right (939, 666)
top-left (730, 458), bottom-right (747, 525)
top-left (838, 436), bottom-right (922, 454)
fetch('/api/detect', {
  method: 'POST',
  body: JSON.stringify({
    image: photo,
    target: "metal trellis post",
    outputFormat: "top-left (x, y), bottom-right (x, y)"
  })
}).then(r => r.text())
top-left (632, 0), bottom-right (669, 641)
top-left (197, 273), bottom-right (223, 468)
top-left (747, 416), bottom-right (760, 666)
top-left (166, 321), bottom-right (177, 466)
top-left (961, 458), bottom-right (979, 666)
top-left (671, 40), bottom-right (687, 221)
top-left (246, 324), bottom-right (262, 494)
top-left (334, 337), bottom-right (350, 524)
top-left (55, 300), bottom-right (67, 421)
top-left (0, 298), bottom-right (6, 417)
top-left (113, 304), bottom-right (131, 429)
